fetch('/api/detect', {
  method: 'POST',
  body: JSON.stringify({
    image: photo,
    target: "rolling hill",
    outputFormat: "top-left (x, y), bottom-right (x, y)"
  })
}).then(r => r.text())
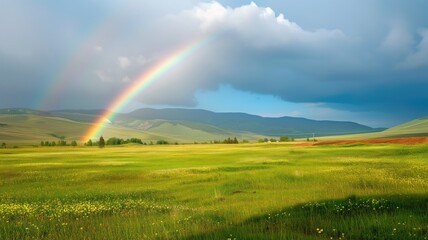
top-left (114, 119), bottom-right (266, 143)
top-left (45, 108), bottom-right (383, 139)
top-left (0, 111), bottom-right (175, 145)
top-left (384, 117), bottom-right (428, 137)
top-left (122, 108), bottom-right (381, 137)
top-left (319, 117), bottom-right (428, 140)
top-left (0, 108), bottom-right (386, 145)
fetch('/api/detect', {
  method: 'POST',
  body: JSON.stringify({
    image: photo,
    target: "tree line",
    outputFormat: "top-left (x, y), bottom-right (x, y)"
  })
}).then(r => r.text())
top-left (258, 136), bottom-right (295, 143)
top-left (36, 137), bottom-right (170, 148)
top-left (85, 137), bottom-right (169, 148)
top-left (30, 135), bottom-right (305, 149)
top-left (40, 140), bottom-right (77, 147)
top-left (222, 137), bottom-right (239, 144)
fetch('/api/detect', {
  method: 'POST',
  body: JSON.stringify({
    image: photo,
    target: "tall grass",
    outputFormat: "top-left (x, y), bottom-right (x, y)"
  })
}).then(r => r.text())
top-left (0, 143), bottom-right (427, 239)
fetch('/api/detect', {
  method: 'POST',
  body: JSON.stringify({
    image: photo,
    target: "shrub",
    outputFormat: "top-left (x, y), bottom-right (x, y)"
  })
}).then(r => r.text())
top-left (156, 140), bottom-right (168, 145)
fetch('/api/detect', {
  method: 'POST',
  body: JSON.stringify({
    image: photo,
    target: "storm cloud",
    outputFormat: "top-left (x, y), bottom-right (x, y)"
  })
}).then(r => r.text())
top-left (1, 0), bottom-right (427, 126)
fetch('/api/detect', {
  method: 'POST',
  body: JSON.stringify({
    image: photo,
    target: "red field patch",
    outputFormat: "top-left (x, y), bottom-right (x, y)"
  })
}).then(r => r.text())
top-left (295, 142), bottom-right (315, 147)
top-left (314, 137), bottom-right (428, 146)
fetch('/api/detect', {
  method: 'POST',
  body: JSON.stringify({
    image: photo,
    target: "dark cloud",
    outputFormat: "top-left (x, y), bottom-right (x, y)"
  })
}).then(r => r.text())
top-left (0, 0), bottom-right (427, 125)
top-left (136, 1), bottom-right (428, 123)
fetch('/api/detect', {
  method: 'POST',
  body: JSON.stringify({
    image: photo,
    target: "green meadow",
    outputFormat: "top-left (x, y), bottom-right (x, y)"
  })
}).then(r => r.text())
top-left (0, 143), bottom-right (427, 239)
top-left (318, 117), bottom-right (428, 140)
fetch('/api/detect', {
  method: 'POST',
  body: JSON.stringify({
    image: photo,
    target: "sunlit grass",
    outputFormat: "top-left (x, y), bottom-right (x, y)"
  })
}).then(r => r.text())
top-left (0, 143), bottom-right (427, 239)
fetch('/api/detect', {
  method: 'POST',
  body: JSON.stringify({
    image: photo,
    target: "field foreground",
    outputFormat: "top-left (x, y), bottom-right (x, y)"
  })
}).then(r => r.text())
top-left (0, 143), bottom-right (427, 239)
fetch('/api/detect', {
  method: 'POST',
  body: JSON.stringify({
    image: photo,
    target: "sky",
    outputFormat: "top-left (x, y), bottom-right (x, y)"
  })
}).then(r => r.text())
top-left (1, 1), bottom-right (428, 127)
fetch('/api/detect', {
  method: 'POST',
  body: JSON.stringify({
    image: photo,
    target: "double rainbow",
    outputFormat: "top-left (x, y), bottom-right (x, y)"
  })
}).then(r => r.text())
top-left (82, 35), bottom-right (214, 142)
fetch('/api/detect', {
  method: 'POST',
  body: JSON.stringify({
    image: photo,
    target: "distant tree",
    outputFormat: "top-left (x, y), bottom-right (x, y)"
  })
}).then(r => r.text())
top-left (306, 138), bottom-right (310, 142)
top-left (242, 139), bottom-right (249, 143)
top-left (85, 139), bottom-right (93, 146)
top-left (222, 137), bottom-right (239, 144)
top-left (270, 138), bottom-right (277, 142)
top-left (51, 141), bottom-right (56, 146)
top-left (45, 141), bottom-right (50, 146)
top-left (127, 138), bottom-right (143, 144)
top-left (71, 140), bottom-right (77, 146)
top-left (156, 140), bottom-right (168, 145)
top-left (264, 138), bottom-right (269, 142)
top-left (40, 141), bottom-right (44, 146)
top-left (106, 137), bottom-right (115, 145)
top-left (1, 142), bottom-right (6, 148)
top-left (99, 136), bottom-right (105, 148)
top-left (279, 136), bottom-right (289, 142)
top-left (107, 137), bottom-right (124, 145)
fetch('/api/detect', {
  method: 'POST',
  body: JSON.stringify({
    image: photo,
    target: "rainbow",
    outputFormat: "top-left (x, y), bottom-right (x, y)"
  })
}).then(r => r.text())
top-left (82, 35), bottom-right (215, 142)
top-left (39, 17), bottom-right (118, 110)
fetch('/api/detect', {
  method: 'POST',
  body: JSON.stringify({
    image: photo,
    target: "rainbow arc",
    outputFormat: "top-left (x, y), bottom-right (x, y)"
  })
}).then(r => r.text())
top-left (82, 35), bottom-right (215, 142)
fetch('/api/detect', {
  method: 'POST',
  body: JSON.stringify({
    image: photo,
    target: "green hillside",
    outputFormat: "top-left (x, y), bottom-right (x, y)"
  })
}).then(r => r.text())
top-left (319, 117), bottom-right (428, 140)
top-left (49, 110), bottom-right (101, 123)
top-left (0, 114), bottom-right (173, 146)
top-left (384, 117), bottom-right (428, 137)
top-left (50, 108), bottom-right (381, 139)
top-left (115, 117), bottom-right (266, 142)
top-left (126, 108), bottom-right (380, 137)
top-left (7, 108), bottom-right (427, 145)
top-left (145, 122), bottom-right (264, 142)
top-left (0, 111), bottom-right (266, 145)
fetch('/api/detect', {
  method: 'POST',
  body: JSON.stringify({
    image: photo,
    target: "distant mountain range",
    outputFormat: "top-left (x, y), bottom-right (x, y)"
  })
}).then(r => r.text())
top-left (120, 108), bottom-right (383, 137)
top-left (3, 107), bottom-right (428, 146)
top-left (0, 108), bottom-right (386, 145)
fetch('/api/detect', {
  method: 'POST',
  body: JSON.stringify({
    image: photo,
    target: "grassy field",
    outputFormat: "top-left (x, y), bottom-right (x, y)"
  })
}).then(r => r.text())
top-left (0, 143), bottom-right (427, 239)
top-left (318, 117), bottom-right (428, 140)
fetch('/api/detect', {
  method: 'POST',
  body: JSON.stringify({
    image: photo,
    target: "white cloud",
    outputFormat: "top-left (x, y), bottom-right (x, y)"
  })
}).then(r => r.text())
top-left (94, 45), bottom-right (103, 52)
top-left (190, 1), bottom-right (227, 30)
top-left (185, 1), bottom-right (346, 46)
top-left (122, 76), bottom-right (131, 83)
top-left (135, 1), bottom-right (350, 106)
top-left (118, 56), bottom-right (131, 69)
top-left (94, 70), bottom-right (111, 82)
top-left (136, 55), bottom-right (149, 65)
